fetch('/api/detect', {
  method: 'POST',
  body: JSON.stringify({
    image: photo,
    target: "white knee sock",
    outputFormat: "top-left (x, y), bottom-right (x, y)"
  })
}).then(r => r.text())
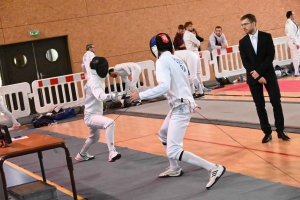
top-left (164, 146), bottom-right (179, 170)
top-left (106, 122), bottom-right (115, 151)
top-left (179, 151), bottom-right (215, 171)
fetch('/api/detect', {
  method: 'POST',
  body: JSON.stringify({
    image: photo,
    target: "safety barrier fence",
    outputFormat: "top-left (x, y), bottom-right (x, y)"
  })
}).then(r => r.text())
top-left (0, 37), bottom-right (292, 120)
top-left (211, 36), bottom-right (291, 78)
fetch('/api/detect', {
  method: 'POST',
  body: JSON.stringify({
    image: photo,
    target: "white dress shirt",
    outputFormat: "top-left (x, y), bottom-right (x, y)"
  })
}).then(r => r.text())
top-left (249, 29), bottom-right (258, 54)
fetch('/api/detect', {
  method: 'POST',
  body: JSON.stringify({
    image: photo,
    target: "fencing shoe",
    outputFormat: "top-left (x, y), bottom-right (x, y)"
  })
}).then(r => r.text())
top-left (108, 150), bottom-right (121, 162)
top-left (206, 164), bottom-right (226, 189)
top-left (158, 166), bottom-right (184, 178)
top-left (75, 153), bottom-right (95, 162)
top-left (8, 123), bottom-right (21, 131)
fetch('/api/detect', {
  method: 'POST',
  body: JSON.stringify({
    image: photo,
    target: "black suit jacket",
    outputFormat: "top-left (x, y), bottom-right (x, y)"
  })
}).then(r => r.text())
top-left (239, 31), bottom-right (276, 85)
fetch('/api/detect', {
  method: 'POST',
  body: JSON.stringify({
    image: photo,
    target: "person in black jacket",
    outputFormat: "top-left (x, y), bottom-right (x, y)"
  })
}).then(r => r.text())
top-left (239, 13), bottom-right (290, 143)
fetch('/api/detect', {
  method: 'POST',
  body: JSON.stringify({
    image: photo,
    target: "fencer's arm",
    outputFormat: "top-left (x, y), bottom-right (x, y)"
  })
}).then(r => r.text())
top-left (90, 81), bottom-right (111, 102)
top-left (222, 34), bottom-right (228, 46)
top-left (189, 34), bottom-right (200, 47)
top-left (139, 60), bottom-right (170, 100)
top-left (123, 76), bottom-right (130, 94)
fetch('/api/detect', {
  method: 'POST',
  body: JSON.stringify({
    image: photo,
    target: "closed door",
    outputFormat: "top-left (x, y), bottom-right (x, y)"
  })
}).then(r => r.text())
top-left (0, 36), bottom-right (73, 113)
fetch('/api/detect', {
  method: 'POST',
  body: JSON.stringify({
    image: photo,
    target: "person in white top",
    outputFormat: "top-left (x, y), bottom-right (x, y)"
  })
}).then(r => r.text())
top-left (183, 21), bottom-right (200, 53)
top-left (82, 44), bottom-right (96, 79)
top-left (285, 11), bottom-right (300, 77)
top-left (174, 50), bottom-right (204, 98)
top-left (183, 22), bottom-right (212, 92)
top-left (130, 33), bottom-right (226, 189)
top-left (207, 26), bottom-right (228, 53)
top-left (75, 57), bottom-right (121, 162)
top-left (0, 100), bottom-right (21, 131)
top-left (109, 62), bottom-right (142, 106)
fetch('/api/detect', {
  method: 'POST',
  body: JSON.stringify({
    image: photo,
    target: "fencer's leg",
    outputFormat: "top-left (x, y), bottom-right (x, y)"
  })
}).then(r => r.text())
top-left (158, 111), bottom-right (178, 170)
top-left (189, 77), bottom-right (196, 94)
top-left (79, 127), bottom-right (100, 156)
top-left (288, 40), bottom-right (300, 75)
top-left (0, 101), bottom-right (20, 127)
top-left (104, 120), bottom-right (116, 151)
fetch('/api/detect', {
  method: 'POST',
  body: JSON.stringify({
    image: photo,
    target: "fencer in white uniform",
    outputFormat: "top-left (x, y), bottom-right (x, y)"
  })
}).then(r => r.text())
top-left (109, 62), bottom-right (142, 106)
top-left (175, 50), bottom-right (204, 98)
top-left (0, 99), bottom-right (20, 130)
top-left (75, 57), bottom-right (121, 162)
top-left (285, 11), bottom-right (300, 76)
top-left (82, 44), bottom-right (96, 79)
top-left (130, 33), bottom-right (226, 189)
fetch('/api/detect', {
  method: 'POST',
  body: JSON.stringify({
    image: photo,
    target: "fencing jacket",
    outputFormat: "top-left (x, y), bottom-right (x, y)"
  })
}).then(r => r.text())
top-left (183, 31), bottom-right (200, 52)
top-left (285, 18), bottom-right (300, 45)
top-left (139, 51), bottom-right (195, 108)
top-left (84, 70), bottom-right (111, 115)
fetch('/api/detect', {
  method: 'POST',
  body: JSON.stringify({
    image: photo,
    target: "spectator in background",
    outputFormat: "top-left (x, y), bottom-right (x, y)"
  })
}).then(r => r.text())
top-left (82, 44), bottom-right (96, 80)
top-left (173, 25), bottom-right (186, 50)
top-left (192, 28), bottom-right (204, 51)
top-left (183, 21), bottom-right (200, 54)
top-left (285, 11), bottom-right (300, 77)
top-left (207, 26), bottom-right (228, 53)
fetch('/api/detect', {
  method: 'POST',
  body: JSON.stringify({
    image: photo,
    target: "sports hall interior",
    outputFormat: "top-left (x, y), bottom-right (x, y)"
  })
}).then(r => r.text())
top-left (1, 1), bottom-right (300, 200)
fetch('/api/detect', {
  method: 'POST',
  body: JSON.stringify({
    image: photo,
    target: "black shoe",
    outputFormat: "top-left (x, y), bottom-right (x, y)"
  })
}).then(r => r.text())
top-left (262, 134), bottom-right (272, 143)
top-left (277, 131), bottom-right (290, 141)
top-left (193, 93), bottom-right (205, 99)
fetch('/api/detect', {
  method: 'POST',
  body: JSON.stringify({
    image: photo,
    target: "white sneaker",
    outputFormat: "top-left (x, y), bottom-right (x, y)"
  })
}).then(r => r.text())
top-left (108, 150), bottom-right (121, 162)
top-left (206, 164), bottom-right (226, 189)
top-left (158, 166), bottom-right (183, 178)
top-left (75, 153), bottom-right (95, 162)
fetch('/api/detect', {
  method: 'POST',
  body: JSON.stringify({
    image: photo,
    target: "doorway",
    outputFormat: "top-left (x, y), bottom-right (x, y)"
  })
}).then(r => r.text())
top-left (0, 36), bottom-right (73, 113)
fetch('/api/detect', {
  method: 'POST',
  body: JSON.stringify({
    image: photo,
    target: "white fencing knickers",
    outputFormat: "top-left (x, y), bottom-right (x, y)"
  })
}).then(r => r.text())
top-left (158, 104), bottom-right (192, 160)
top-left (80, 114), bottom-right (116, 155)
top-left (288, 39), bottom-right (300, 76)
top-left (0, 100), bottom-right (20, 126)
top-left (192, 50), bottom-right (205, 91)
top-left (187, 54), bottom-right (204, 94)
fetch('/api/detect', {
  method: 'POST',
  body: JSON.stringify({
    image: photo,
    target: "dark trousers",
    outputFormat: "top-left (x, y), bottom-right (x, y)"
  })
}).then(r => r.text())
top-left (248, 78), bottom-right (284, 134)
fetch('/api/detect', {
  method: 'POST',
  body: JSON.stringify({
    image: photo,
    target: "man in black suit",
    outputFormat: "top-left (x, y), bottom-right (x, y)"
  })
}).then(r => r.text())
top-left (239, 14), bottom-right (290, 143)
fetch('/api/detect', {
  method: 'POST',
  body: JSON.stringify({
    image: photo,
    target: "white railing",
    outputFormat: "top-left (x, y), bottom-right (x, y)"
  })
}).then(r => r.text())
top-left (0, 82), bottom-right (31, 119)
top-left (210, 36), bottom-right (291, 78)
top-left (105, 60), bottom-right (155, 94)
top-left (31, 73), bottom-right (86, 113)
top-left (198, 50), bottom-right (212, 81)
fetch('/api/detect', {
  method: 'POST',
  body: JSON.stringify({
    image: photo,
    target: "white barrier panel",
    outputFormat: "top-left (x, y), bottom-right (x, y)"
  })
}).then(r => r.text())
top-left (0, 82), bottom-right (31, 119)
top-left (105, 60), bottom-right (155, 94)
top-left (211, 45), bottom-right (246, 78)
top-left (273, 36), bottom-right (291, 66)
top-left (31, 73), bottom-right (86, 113)
top-left (198, 50), bottom-right (211, 81)
top-left (211, 36), bottom-right (291, 78)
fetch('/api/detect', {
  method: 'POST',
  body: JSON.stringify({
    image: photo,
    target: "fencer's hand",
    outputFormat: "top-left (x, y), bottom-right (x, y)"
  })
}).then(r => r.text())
top-left (250, 70), bottom-right (259, 79)
top-left (128, 74), bottom-right (132, 81)
top-left (193, 43), bottom-right (198, 47)
top-left (296, 44), bottom-right (300, 49)
top-left (130, 91), bottom-right (140, 102)
top-left (258, 77), bottom-right (267, 84)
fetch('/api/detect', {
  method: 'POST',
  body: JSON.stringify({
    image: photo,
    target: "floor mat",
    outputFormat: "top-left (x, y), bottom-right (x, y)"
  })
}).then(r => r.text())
top-left (8, 130), bottom-right (300, 200)
top-left (216, 80), bottom-right (300, 92)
